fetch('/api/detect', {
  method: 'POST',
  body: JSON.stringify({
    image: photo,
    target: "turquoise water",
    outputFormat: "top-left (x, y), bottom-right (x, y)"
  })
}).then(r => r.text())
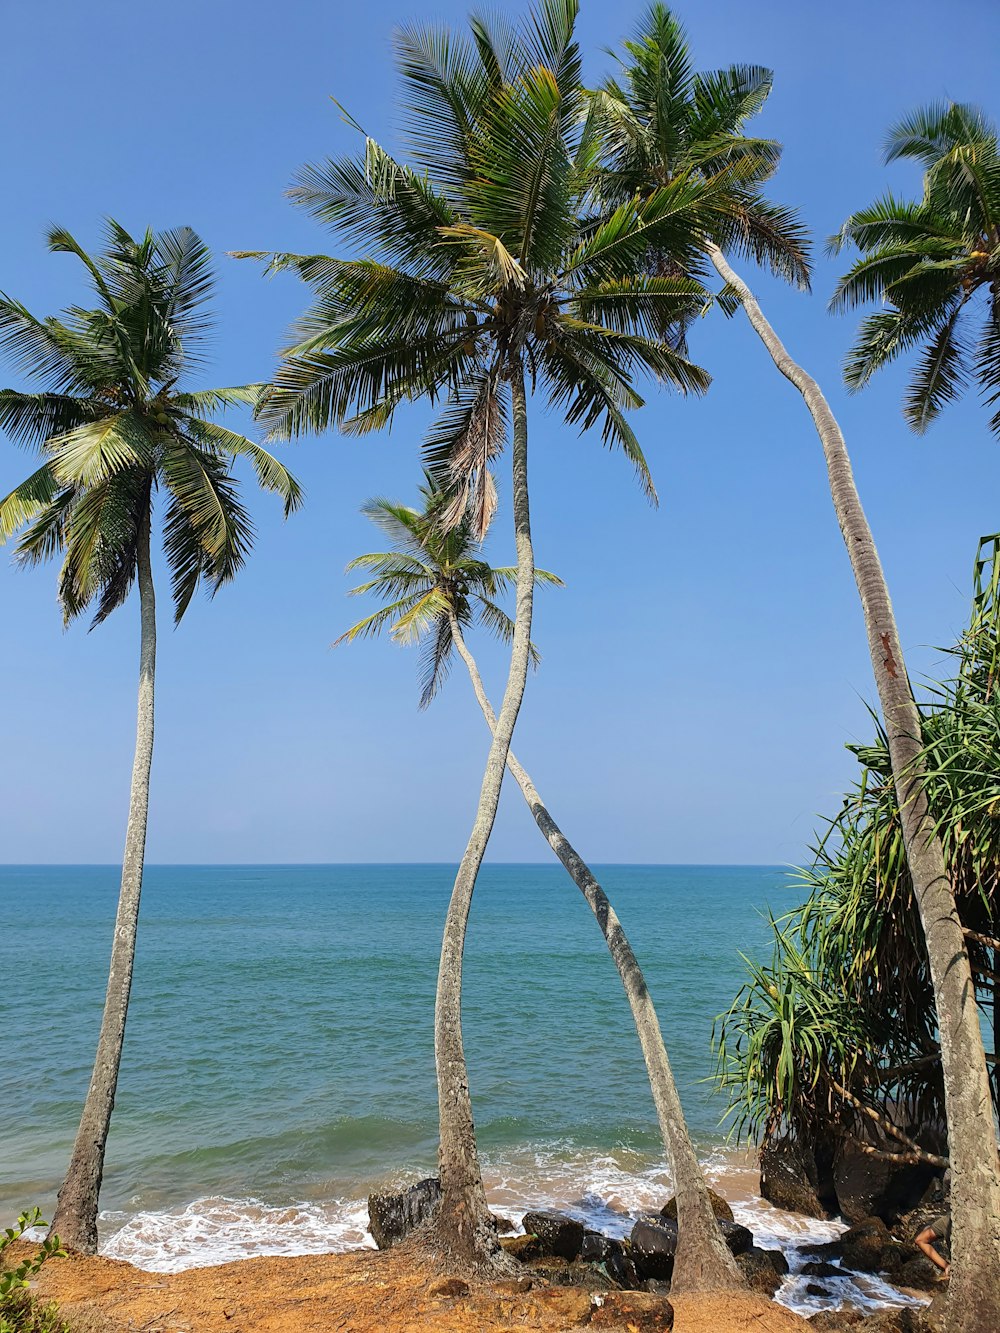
top-left (1, 863), bottom-right (920, 1315)
top-left (3, 864), bottom-right (784, 1215)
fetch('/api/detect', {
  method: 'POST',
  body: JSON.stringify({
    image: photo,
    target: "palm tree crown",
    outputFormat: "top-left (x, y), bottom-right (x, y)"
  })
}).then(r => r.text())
top-left (591, 4), bottom-right (811, 298)
top-left (338, 488), bottom-right (561, 707)
top-left (241, 0), bottom-right (730, 525)
top-left (0, 222), bottom-right (301, 622)
top-left (830, 103), bottom-right (1000, 436)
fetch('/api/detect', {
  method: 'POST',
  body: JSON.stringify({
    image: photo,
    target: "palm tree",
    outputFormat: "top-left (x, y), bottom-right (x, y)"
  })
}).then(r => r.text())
top-left (340, 490), bottom-right (743, 1290)
top-left (241, 0), bottom-right (721, 1264)
top-left (830, 103), bottom-right (1000, 436)
top-left (0, 222), bottom-right (302, 1255)
top-left (596, 12), bottom-right (1000, 1325)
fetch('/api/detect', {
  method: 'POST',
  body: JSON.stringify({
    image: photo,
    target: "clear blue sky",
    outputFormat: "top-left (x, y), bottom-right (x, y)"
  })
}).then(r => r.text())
top-left (2, 0), bottom-right (998, 865)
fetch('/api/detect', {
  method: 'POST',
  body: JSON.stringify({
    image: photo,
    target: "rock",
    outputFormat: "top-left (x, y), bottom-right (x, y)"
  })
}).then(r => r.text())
top-left (852, 1311), bottom-right (930, 1333)
top-left (760, 1137), bottom-right (834, 1219)
top-left (718, 1219), bottom-right (753, 1256)
top-left (529, 1257), bottom-right (613, 1290)
top-left (495, 1276), bottom-right (534, 1293)
top-left (763, 1248), bottom-right (790, 1275)
top-left (604, 1243), bottom-right (641, 1290)
top-left (589, 1290), bottom-right (675, 1331)
top-left (833, 1141), bottom-right (938, 1226)
top-left (644, 1279), bottom-right (673, 1296)
top-left (428, 1277), bottom-right (469, 1299)
top-left (808, 1313), bottom-right (865, 1330)
top-left (801, 1260), bottom-right (842, 1277)
top-left (893, 1254), bottom-right (944, 1291)
top-left (492, 1214), bottom-right (516, 1235)
top-left (501, 1233), bottom-right (543, 1262)
top-left (580, 1231), bottom-right (616, 1263)
top-left (736, 1245), bottom-right (782, 1295)
top-left (521, 1209), bottom-right (584, 1261)
top-left (630, 1218), bottom-right (678, 1281)
top-left (367, 1176), bottom-right (441, 1250)
top-left (533, 1288), bottom-right (594, 1325)
top-left (806, 1282), bottom-right (833, 1297)
top-left (839, 1217), bottom-right (910, 1274)
top-left (660, 1189), bottom-right (734, 1223)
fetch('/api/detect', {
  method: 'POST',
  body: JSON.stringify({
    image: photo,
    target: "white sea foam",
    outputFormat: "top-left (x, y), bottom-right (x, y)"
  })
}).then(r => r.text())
top-left (100, 1195), bottom-right (375, 1273)
top-left (96, 1149), bottom-right (927, 1318)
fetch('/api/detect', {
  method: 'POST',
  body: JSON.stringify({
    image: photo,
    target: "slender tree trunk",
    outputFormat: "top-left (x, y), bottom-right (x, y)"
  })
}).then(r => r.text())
top-left (433, 363), bottom-right (534, 1267)
top-left (708, 242), bottom-right (1000, 1331)
top-left (50, 514), bottom-right (157, 1255)
top-left (449, 615), bottom-right (742, 1291)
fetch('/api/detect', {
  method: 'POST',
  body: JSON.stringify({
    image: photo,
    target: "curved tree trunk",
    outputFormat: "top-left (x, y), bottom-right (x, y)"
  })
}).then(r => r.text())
top-left (50, 514), bottom-right (157, 1255)
top-left (433, 363), bottom-right (534, 1267)
top-left (449, 614), bottom-right (742, 1292)
top-left (708, 242), bottom-right (1000, 1331)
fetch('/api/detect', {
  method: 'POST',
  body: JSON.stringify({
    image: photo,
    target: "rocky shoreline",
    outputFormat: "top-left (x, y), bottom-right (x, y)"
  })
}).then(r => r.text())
top-left (368, 1172), bottom-right (944, 1332)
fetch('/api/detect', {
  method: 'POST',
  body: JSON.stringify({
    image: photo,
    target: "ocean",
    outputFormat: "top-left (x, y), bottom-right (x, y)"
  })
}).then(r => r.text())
top-left (0, 864), bottom-right (918, 1317)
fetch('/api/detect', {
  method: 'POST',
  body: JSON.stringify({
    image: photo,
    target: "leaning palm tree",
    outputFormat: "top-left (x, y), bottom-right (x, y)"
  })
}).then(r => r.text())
top-left (830, 104), bottom-right (1000, 437)
top-left (0, 222), bottom-right (302, 1255)
top-left (340, 491), bottom-right (742, 1289)
top-left (240, 0), bottom-right (724, 1266)
top-left (596, 12), bottom-right (1000, 1325)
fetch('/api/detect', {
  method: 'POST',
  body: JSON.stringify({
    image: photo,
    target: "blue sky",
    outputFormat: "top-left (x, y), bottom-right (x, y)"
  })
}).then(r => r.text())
top-left (1, 0), bottom-right (998, 865)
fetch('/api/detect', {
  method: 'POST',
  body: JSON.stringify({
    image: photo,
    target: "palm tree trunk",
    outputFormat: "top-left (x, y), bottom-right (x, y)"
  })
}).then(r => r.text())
top-left (708, 241), bottom-right (1000, 1331)
top-left (433, 363), bottom-right (534, 1267)
top-left (50, 513), bottom-right (157, 1255)
top-left (449, 614), bottom-right (743, 1292)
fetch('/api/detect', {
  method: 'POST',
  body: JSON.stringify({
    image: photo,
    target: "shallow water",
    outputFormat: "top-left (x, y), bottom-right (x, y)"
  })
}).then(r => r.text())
top-left (1, 864), bottom-right (919, 1316)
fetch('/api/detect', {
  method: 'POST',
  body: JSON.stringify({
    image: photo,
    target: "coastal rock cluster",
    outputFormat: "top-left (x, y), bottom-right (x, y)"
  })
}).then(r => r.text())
top-left (367, 1176), bottom-right (944, 1330)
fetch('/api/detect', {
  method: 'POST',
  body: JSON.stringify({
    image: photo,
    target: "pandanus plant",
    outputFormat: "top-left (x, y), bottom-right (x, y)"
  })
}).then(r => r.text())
top-left (339, 488), bottom-right (743, 1289)
top-left (0, 223), bottom-right (301, 1254)
top-left (241, 0), bottom-right (733, 1265)
top-left (596, 13), bottom-right (1000, 1322)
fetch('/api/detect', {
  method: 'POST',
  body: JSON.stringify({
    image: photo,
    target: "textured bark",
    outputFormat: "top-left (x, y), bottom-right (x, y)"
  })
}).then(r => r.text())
top-left (708, 242), bottom-right (1000, 1331)
top-left (49, 516), bottom-right (157, 1255)
top-left (433, 364), bottom-right (533, 1268)
top-left (450, 616), bottom-right (742, 1292)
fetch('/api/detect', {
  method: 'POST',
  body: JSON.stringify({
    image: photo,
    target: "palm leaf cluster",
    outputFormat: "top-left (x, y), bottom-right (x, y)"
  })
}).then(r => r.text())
top-left (0, 222), bottom-right (301, 623)
top-left (831, 103), bottom-right (1000, 435)
top-left (337, 486), bottom-right (561, 707)
top-left (715, 534), bottom-right (1000, 1162)
top-left (591, 3), bottom-right (811, 305)
top-left (235, 0), bottom-right (771, 533)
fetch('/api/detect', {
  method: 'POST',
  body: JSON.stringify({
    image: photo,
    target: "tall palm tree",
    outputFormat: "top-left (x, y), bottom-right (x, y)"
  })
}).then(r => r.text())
top-left (242, 0), bottom-right (723, 1264)
top-left (830, 103), bottom-right (1000, 436)
top-left (596, 13), bottom-right (1000, 1328)
top-left (0, 223), bottom-right (302, 1255)
top-left (340, 491), bottom-right (743, 1290)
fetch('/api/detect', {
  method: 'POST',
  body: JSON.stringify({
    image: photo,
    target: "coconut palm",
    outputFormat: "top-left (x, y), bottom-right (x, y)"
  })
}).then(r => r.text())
top-left (830, 103), bottom-right (1000, 436)
top-left (0, 222), bottom-right (302, 1254)
top-left (597, 12), bottom-right (1000, 1323)
top-left (340, 489), bottom-right (742, 1288)
top-left (242, 0), bottom-right (721, 1264)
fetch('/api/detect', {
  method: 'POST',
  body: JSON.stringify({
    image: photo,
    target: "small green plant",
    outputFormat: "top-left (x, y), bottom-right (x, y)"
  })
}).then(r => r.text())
top-left (0, 1212), bottom-right (68, 1333)
top-left (0, 1211), bottom-right (65, 1297)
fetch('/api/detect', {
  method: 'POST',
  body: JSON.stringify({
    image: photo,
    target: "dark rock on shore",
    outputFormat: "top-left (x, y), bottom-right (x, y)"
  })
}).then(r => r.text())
top-left (367, 1177), bottom-right (441, 1250)
top-left (736, 1246), bottom-right (782, 1295)
top-left (718, 1219), bottom-right (753, 1256)
top-left (660, 1190), bottom-right (734, 1223)
top-left (630, 1217), bottom-right (678, 1281)
top-left (761, 1138), bottom-right (835, 1219)
top-left (802, 1259), bottom-right (842, 1277)
top-left (492, 1214), bottom-right (516, 1235)
top-left (833, 1142), bottom-right (938, 1226)
top-left (892, 1254), bottom-right (943, 1291)
top-left (763, 1248), bottom-right (790, 1275)
top-left (839, 1217), bottom-right (909, 1274)
top-left (521, 1210), bottom-right (584, 1261)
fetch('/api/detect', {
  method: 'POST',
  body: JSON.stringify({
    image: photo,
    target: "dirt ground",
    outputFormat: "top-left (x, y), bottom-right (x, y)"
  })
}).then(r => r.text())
top-left (22, 1242), bottom-right (811, 1333)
